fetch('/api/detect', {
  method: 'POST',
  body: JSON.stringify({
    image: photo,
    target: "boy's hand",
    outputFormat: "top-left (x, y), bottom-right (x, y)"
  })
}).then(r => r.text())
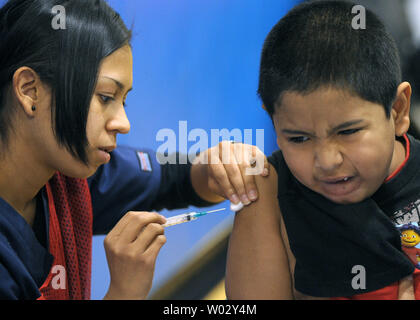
top-left (191, 141), bottom-right (269, 205)
top-left (103, 211), bottom-right (167, 300)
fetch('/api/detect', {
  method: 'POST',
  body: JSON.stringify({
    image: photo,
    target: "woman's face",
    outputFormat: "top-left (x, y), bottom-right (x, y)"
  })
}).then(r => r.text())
top-left (39, 45), bottom-right (133, 178)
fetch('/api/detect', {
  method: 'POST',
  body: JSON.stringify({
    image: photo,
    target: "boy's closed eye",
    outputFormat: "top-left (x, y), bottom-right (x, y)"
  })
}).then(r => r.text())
top-left (288, 136), bottom-right (309, 144)
top-left (338, 128), bottom-right (361, 135)
top-left (287, 128), bottom-right (362, 144)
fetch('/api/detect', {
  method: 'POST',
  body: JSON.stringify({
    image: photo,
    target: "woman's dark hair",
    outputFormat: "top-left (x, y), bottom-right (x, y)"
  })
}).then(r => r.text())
top-left (0, 0), bottom-right (132, 164)
top-left (258, 0), bottom-right (401, 119)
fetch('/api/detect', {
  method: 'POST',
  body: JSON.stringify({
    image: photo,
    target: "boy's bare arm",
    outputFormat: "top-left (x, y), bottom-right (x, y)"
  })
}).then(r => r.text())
top-left (225, 164), bottom-right (294, 299)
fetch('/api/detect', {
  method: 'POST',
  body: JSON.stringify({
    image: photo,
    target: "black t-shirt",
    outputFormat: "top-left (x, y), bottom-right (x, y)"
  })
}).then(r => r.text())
top-left (268, 135), bottom-right (420, 297)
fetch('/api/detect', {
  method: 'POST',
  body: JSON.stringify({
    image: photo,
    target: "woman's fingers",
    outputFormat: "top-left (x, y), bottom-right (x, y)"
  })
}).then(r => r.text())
top-left (111, 211), bottom-right (166, 244)
top-left (207, 141), bottom-right (269, 205)
top-left (209, 154), bottom-right (239, 203)
top-left (103, 211), bottom-right (167, 299)
top-left (143, 234), bottom-right (167, 260)
top-left (132, 222), bottom-right (165, 253)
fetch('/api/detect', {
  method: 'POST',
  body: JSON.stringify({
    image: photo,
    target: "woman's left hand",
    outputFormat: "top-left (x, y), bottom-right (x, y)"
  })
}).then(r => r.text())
top-left (191, 141), bottom-right (269, 205)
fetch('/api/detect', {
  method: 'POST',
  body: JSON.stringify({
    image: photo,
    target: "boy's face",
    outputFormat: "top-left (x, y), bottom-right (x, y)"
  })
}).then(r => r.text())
top-left (273, 86), bottom-right (408, 204)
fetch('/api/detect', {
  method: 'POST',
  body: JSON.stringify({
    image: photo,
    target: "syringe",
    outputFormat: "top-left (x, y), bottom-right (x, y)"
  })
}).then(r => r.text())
top-left (163, 208), bottom-right (226, 227)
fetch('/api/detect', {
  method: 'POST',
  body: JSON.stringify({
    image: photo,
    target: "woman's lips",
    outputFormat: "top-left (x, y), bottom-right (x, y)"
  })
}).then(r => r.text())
top-left (98, 148), bottom-right (111, 163)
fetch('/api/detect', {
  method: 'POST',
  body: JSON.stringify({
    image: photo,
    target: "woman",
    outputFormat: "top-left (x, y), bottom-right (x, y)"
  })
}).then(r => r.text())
top-left (0, 0), bottom-right (267, 299)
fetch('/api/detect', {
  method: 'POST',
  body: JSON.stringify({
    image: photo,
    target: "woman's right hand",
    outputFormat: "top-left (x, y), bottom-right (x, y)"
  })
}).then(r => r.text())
top-left (103, 211), bottom-right (167, 300)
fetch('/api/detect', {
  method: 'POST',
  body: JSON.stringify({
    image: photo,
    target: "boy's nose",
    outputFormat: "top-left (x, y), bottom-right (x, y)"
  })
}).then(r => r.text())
top-left (313, 142), bottom-right (343, 172)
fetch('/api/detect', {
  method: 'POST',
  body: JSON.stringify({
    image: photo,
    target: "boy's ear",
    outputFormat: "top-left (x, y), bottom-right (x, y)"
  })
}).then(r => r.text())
top-left (391, 82), bottom-right (411, 137)
top-left (262, 104), bottom-right (267, 111)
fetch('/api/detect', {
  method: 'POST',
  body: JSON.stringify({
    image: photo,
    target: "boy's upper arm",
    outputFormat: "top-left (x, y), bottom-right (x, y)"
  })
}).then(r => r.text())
top-left (225, 164), bottom-right (294, 299)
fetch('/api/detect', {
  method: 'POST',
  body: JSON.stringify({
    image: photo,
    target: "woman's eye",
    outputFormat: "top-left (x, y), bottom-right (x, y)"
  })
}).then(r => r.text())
top-left (339, 128), bottom-right (360, 135)
top-left (288, 136), bottom-right (309, 144)
top-left (99, 95), bottom-right (114, 104)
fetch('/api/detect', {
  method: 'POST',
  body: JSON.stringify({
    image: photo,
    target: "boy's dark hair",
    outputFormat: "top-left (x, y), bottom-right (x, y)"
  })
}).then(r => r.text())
top-left (258, 0), bottom-right (401, 119)
top-left (0, 0), bottom-right (132, 165)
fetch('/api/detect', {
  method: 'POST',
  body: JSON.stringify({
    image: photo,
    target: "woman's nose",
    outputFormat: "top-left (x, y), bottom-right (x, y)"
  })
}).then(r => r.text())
top-left (108, 106), bottom-right (130, 134)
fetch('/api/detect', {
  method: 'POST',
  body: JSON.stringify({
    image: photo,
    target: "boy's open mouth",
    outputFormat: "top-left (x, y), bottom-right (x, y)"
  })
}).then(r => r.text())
top-left (319, 176), bottom-right (361, 198)
top-left (323, 176), bottom-right (353, 184)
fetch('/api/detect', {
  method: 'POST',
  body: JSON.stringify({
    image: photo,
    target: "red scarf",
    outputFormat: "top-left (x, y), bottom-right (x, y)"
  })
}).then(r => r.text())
top-left (37, 172), bottom-right (93, 300)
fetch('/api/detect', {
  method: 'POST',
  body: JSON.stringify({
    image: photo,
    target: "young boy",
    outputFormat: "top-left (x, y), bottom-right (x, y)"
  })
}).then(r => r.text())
top-left (226, 0), bottom-right (420, 300)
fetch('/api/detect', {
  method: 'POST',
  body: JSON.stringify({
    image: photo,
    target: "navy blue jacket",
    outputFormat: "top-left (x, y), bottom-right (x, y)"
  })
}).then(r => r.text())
top-left (0, 146), bottom-right (212, 299)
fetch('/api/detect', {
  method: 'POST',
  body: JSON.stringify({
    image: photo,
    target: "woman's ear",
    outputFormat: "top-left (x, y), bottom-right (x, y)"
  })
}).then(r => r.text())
top-left (391, 82), bottom-right (411, 137)
top-left (12, 67), bottom-right (40, 117)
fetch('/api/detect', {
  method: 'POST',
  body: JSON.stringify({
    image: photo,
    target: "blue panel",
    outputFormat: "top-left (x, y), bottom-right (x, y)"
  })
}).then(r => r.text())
top-left (90, 0), bottom-right (302, 300)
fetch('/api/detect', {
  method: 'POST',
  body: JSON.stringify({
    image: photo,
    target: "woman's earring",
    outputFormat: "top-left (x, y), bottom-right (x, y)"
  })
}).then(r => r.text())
top-left (31, 105), bottom-right (36, 111)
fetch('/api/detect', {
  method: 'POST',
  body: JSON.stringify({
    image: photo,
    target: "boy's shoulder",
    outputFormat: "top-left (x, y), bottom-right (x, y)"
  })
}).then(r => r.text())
top-left (267, 149), bottom-right (286, 174)
top-left (392, 134), bottom-right (420, 179)
top-left (267, 150), bottom-right (295, 196)
top-left (410, 134), bottom-right (420, 151)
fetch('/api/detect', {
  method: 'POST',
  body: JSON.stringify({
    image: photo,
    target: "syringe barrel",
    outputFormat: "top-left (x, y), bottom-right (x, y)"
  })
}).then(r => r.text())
top-left (163, 212), bottom-right (198, 227)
